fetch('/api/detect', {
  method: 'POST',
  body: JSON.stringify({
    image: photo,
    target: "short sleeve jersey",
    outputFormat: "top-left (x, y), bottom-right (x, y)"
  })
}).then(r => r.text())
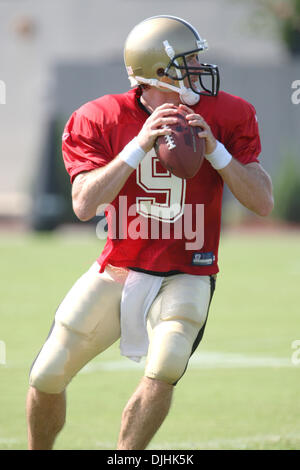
top-left (62, 87), bottom-right (261, 275)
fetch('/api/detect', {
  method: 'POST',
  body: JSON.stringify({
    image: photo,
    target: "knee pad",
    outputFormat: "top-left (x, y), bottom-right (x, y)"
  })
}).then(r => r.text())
top-left (29, 322), bottom-right (97, 394)
top-left (145, 319), bottom-right (199, 385)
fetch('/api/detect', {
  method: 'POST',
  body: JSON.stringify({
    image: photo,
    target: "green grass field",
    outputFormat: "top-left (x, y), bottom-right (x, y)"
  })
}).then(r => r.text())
top-left (0, 229), bottom-right (299, 450)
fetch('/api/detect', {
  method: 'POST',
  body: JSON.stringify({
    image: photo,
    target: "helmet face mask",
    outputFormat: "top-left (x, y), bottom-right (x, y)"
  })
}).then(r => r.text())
top-left (124, 15), bottom-right (220, 102)
top-left (164, 50), bottom-right (220, 97)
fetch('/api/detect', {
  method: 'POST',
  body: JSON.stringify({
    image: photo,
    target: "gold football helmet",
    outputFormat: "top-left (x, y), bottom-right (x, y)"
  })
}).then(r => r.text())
top-left (124, 15), bottom-right (220, 105)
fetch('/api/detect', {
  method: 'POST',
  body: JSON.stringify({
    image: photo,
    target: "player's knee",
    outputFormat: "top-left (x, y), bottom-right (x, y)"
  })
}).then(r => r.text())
top-left (29, 323), bottom-right (83, 394)
top-left (145, 322), bottom-right (194, 385)
top-left (145, 337), bottom-right (190, 384)
top-left (29, 366), bottom-right (67, 394)
top-left (29, 344), bottom-right (69, 394)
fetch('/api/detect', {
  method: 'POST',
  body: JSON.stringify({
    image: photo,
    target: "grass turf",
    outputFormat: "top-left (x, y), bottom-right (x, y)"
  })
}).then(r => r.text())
top-left (0, 229), bottom-right (299, 450)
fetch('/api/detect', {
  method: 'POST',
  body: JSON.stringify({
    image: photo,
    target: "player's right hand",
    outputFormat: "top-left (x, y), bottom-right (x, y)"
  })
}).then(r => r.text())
top-left (136, 103), bottom-right (179, 153)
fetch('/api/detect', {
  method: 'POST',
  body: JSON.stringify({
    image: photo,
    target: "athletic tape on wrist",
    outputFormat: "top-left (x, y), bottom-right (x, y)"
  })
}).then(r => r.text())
top-left (119, 137), bottom-right (146, 169)
top-left (205, 141), bottom-right (232, 170)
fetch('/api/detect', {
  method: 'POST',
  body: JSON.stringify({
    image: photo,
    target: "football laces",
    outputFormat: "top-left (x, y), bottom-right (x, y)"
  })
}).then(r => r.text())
top-left (162, 125), bottom-right (176, 150)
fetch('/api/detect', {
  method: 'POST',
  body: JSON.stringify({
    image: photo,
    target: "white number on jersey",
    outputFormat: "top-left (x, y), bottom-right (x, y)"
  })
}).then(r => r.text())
top-left (136, 150), bottom-right (186, 223)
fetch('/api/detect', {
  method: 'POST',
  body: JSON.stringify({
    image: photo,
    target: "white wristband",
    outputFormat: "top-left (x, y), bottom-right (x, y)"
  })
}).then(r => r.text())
top-left (205, 141), bottom-right (232, 170)
top-left (119, 137), bottom-right (146, 169)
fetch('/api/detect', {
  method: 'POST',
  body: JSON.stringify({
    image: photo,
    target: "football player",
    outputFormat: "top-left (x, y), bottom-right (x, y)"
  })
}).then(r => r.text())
top-left (26, 15), bottom-right (273, 450)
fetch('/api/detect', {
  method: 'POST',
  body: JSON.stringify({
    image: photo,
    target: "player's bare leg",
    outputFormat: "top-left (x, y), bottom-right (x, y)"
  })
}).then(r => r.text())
top-left (117, 377), bottom-right (173, 450)
top-left (26, 386), bottom-right (66, 450)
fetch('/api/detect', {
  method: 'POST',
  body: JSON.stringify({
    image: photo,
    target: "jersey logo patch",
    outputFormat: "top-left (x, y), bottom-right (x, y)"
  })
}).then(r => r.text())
top-left (192, 252), bottom-right (215, 266)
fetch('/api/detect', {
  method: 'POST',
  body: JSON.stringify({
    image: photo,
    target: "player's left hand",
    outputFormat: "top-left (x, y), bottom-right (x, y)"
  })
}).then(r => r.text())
top-left (179, 104), bottom-right (217, 155)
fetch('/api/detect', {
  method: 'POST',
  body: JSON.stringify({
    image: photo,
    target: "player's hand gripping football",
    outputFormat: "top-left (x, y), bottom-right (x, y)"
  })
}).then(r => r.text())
top-left (136, 103), bottom-right (179, 153)
top-left (178, 104), bottom-right (217, 155)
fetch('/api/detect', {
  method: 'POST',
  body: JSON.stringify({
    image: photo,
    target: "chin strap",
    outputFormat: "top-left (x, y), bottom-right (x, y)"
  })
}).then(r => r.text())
top-left (132, 75), bottom-right (200, 105)
top-left (179, 87), bottom-right (200, 106)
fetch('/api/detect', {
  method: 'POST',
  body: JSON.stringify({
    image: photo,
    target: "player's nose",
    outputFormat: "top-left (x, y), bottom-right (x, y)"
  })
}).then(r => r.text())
top-left (186, 55), bottom-right (200, 68)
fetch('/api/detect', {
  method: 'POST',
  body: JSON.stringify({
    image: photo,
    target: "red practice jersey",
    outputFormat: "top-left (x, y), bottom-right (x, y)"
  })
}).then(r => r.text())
top-left (62, 87), bottom-right (261, 275)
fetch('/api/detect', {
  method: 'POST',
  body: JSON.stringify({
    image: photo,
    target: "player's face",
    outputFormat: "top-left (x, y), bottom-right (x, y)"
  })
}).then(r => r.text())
top-left (162, 54), bottom-right (202, 91)
top-left (186, 53), bottom-right (200, 66)
top-left (185, 53), bottom-right (202, 87)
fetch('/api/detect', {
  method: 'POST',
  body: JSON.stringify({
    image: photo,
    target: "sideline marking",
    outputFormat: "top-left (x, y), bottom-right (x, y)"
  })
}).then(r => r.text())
top-left (94, 432), bottom-right (300, 450)
top-left (80, 351), bottom-right (293, 374)
top-left (0, 438), bottom-right (19, 445)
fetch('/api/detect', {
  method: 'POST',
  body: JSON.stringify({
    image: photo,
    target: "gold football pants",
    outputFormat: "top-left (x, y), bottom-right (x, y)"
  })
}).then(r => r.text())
top-left (30, 263), bottom-right (215, 393)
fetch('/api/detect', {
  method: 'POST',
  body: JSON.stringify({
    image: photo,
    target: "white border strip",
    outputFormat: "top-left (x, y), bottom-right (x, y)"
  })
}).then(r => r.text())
top-left (80, 351), bottom-right (293, 374)
top-left (94, 432), bottom-right (300, 450)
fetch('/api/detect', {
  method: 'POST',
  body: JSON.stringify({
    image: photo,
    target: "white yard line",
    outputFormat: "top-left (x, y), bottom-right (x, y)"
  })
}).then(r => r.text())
top-left (0, 438), bottom-right (19, 445)
top-left (149, 432), bottom-right (300, 450)
top-left (189, 351), bottom-right (292, 368)
top-left (94, 432), bottom-right (300, 450)
top-left (80, 351), bottom-right (294, 374)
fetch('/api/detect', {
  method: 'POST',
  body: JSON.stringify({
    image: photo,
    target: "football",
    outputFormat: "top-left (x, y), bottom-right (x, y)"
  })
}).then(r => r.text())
top-left (154, 109), bottom-right (205, 179)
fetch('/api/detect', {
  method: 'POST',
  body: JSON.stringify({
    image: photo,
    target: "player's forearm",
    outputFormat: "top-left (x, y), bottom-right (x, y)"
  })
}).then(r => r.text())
top-left (72, 157), bottom-right (134, 221)
top-left (72, 105), bottom-right (181, 222)
top-left (218, 159), bottom-right (274, 217)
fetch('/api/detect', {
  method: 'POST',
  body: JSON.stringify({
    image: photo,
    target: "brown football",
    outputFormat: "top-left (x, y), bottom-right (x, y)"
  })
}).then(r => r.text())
top-left (154, 110), bottom-right (205, 179)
